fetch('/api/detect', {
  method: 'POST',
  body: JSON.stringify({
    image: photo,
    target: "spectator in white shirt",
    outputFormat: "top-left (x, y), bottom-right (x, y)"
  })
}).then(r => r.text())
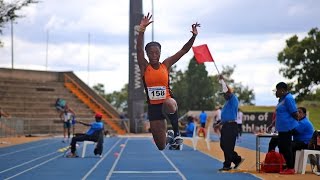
top-left (236, 108), bottom-right (243, 141)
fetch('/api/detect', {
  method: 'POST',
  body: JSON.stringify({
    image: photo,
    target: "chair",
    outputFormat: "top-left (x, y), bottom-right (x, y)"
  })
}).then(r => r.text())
top-left (180, 123), bottom-right (212, 151)
top-left (205, 124), bottom-right (211, 150)
top-left (180, 124), bottom-right (198, 150)
top-left (81, 129), bottom-right (104, 158)
top-left (81, 141), bottom-right (96, 158)
top-left (295, 149), bottom-right (320, 174)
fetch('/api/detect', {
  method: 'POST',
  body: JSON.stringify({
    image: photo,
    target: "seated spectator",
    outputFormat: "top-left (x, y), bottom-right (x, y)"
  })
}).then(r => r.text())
top-left (180, 116), bottom-right (195, 137)
top-left (291, 107), bottom-right (314, 151)
top-left (55, 98), bottom-right (66, 111)
top-left (66, 113), bottom-right (104, 158)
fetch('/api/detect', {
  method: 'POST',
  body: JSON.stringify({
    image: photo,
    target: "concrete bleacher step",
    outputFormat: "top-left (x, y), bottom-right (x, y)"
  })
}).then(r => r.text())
top-left (0, 79), bottom-right (66, 86)
top-left (0, 103), bottom-right (83, 112)
top-left (10, 112), bottom-right (93, 118)
top-left (3, 109), bottom-right (92, 115)
top-left (0, 85), bottom-right (71, 95)
top-left (0, 100), bottom-right (92, 109)
top-left (0, 68), bottom-right (125, 136)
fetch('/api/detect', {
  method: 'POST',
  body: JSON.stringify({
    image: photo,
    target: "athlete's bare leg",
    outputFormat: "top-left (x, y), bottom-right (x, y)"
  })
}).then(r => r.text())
top-left (162, 98), bottom-right (177, 114)
top-left (162, 98), bottom-right (180, 136)
top-left (150, 120), bottom-right (167, 150)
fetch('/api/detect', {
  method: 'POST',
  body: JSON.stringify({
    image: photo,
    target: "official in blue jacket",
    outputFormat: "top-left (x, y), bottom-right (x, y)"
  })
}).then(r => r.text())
top-left (275, 82), bottom-right (299, 174)
top-left (218, 75), bottom-right (244, 171)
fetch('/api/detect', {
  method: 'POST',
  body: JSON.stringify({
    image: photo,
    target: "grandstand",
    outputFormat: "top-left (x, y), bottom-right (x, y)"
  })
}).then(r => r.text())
top-left (0, 68), bottom-right (127, 137)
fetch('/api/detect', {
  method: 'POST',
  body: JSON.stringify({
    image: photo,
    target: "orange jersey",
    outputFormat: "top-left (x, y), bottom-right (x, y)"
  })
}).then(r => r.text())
top-left (143, 63), bottom-right (172, 104)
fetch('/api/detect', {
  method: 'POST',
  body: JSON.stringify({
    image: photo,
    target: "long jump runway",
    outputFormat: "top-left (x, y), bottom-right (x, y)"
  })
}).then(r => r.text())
top-left (0, 137), bottom-right (260, 180)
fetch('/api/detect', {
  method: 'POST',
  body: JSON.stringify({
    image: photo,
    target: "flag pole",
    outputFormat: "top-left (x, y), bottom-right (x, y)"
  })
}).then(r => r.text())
top-left (213, 61), bottom-right (220, 75)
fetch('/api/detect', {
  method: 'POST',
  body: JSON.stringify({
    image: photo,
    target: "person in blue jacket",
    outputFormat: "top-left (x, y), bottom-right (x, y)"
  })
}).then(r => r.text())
top-left (292, 107), bottom-right (314, 151)
top-left (199, 110), bottom-right (207, 128)
top-left (181, 116), bottom-right (195, 137)
top-left (218, 75), bottom-right (244, 171)
top-left (274, 82), bottom-right (299, 174)
top-left (67, 113), bottom-right (104, 158)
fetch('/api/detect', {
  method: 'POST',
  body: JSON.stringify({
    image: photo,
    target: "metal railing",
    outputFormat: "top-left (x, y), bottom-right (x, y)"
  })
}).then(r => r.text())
top-left (0, 117), bottom-right (130, 137)
top-left (63, 73), bottom-right (126, 134)
top-left (0, 117), bottom-right (24, 137)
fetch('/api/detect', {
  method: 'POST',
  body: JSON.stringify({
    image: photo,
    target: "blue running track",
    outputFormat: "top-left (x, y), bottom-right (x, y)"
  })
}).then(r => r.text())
top-left (0, 134), bottom-right (267, 180)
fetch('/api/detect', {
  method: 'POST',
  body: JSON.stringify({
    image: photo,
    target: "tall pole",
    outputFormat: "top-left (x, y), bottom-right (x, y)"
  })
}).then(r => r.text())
top-left (45, 30), bottom-right (49, 71)
top-left (87, 33), bottom-right (90, 85)
top-left (129, 0), bottom-right (144, 133)
top-left (11, 19), bottom-right (14, 69)
top-left (151, 0), bottom-right (154, 41)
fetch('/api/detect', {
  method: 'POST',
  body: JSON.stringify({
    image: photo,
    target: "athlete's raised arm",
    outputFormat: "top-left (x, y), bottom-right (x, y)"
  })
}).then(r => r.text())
top-left (163, 22), bottom-right (200, 69)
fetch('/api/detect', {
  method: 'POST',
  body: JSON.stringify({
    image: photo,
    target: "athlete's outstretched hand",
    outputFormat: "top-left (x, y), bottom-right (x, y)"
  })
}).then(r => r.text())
top-left (140, 13), bottom-right (153, 28)
top-left (191, 22), bottom-right (200, 36)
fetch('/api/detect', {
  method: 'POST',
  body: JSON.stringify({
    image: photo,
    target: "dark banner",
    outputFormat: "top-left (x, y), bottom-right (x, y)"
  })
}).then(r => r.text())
top-left (128, 0), bottom-right (145, 133)
top-left (242, 112), bottom-right (274, 133)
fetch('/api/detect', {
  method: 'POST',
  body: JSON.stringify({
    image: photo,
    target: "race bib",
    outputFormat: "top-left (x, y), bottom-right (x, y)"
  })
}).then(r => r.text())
top-left (147, 86), bottom-right (166, 100)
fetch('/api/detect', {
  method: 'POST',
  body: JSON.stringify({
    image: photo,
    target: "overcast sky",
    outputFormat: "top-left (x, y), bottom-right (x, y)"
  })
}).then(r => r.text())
top-left (0, 0), bottom-right (319, 106)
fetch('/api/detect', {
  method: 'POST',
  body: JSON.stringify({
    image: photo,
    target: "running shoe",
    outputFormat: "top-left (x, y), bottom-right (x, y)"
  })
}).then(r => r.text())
top-left (173, 135), bottom-right (183, 145)
top-left (66, 153), bottom-right (79, 158)
top-left (166, 130), bottom-right (174, 145)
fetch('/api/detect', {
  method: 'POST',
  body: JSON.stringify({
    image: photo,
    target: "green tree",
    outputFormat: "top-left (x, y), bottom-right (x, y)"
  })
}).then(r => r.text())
top-left (93, 83), bottom-right (128, 112)
top-left (278, 28), bottom-right (320, 101)
top-left (0, 0), bottom-right (38, 46)
top-left (104, 84), bottom-right (128, 112)
top-left (171, 68), bottom-right (189, 113)
top-left (171, 61), bottom-right (255, 114)
top-left (92, 83), bottom-right (105, 96)
top-left (185, 57), bottom-right (215, 110)
top-left (304, 89), bottom-right (320, 101)
top-left (171, 57), bottom-right (214, 114)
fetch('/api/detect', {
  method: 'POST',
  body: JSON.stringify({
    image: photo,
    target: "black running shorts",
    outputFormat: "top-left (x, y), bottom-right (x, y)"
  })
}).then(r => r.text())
top-left (148, 103), bottom-right (165, 121)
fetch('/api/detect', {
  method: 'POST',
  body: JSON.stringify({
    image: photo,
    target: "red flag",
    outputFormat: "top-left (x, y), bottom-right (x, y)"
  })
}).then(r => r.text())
top-left (192, 44), bottom-right (214, 64)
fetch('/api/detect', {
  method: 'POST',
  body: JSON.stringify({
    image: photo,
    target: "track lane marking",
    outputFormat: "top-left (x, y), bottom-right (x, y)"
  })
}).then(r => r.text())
top-left (161, 151), bottom-right (187, 180)
top-left (81, 138), bottom-right (122, 180)
top-left (105, 138), bottom-right (129, 180)
top-left (0, 141), bottom-right (59, 157)
top-left (113, 170), bottom-right (178, 174)
top-left (4, 153), bottom-right (62, 180)
top-left (0, 151), bottom-right (58, 174)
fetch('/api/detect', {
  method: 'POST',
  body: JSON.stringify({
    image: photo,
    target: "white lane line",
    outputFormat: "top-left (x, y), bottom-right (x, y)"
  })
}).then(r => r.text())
top-left (161, 151), bottom-right (187, 180)
top-left (81, 139), bottom-right (122, 180)
top-left (105, 138), bottom-right (129, 180)
top-left (0, 141), bottom-right (59, 157)
top-left (4, 153), bottom-right (62, 180)
top-left (113, 171), bottom-right (178, 174)
top-left (0, 151), bottom-right (59, 174)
